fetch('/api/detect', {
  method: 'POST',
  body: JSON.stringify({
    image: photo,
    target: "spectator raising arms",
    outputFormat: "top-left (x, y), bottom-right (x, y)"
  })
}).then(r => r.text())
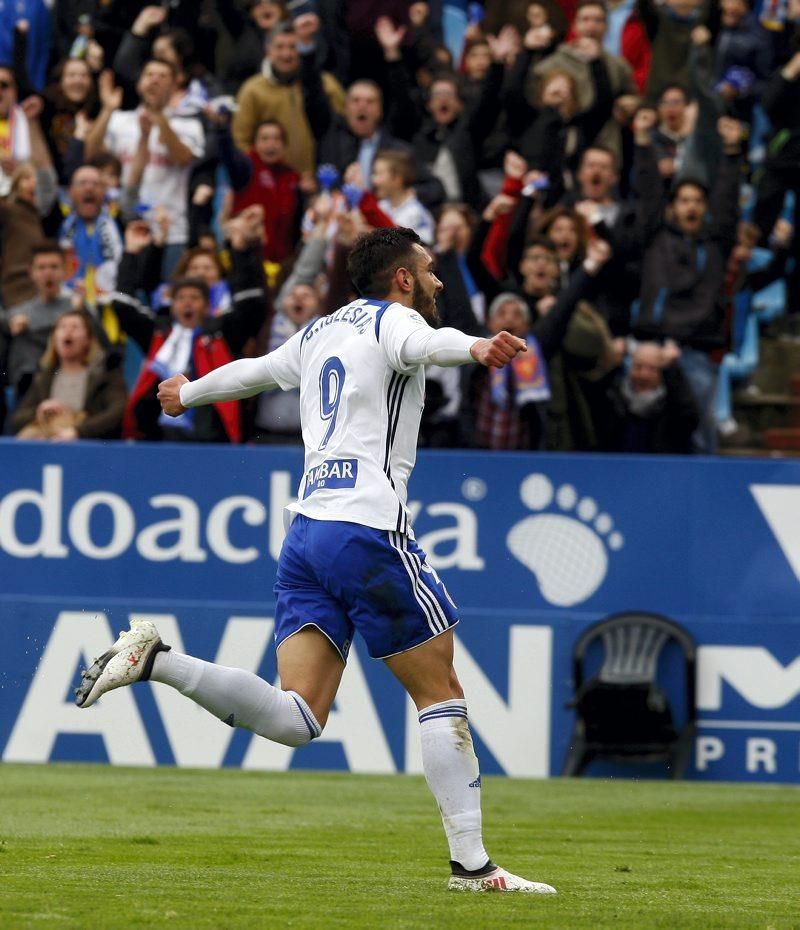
top-left (114, 206), bottom-right (269, 444)
top-left (214, 0), bottom-right (289, 94)
top-left (533, 0), bottom-right (640, 160)
top-left (215, 112), bottom-right (301, 266)
top-left (605, 341), bottom-right (699, 453)
top-left (85, 63), bottom-right (204, 270)
top-left (232, 17), bottom-right (346, 176)
top-left (465, 237), bottom-right (613, 451)
top-left (3, 1), bottom-right (799, 456)
top-left (629, 109), bottom-right (744, 453)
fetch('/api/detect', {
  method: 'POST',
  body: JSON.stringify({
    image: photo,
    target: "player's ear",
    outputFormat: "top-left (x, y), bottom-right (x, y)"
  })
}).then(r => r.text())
top-left (396, 266), bottom-right (413, 293)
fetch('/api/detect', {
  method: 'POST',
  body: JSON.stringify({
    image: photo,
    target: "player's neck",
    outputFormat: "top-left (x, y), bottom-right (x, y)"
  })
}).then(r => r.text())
top-left (383, 289), bottom-right (414, 310)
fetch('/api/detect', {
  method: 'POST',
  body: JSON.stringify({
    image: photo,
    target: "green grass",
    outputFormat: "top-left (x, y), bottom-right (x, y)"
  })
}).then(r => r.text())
top-left (0, 765), bottom-right (797, 930)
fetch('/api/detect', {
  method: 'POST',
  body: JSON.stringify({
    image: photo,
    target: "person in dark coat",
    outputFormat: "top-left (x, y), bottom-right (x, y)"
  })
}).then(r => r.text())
top-left (605, 342), bottom-right (699, 453)
top-left (505, 46), bottom-right (614, 201)
top-left (628, 108), bottom-right (743, 452)
top-left (383, 29), bottom-right (513, 211)
top-left (753, 47), bottom-right (800, 317)
top-left (300, 31), bottom-right (445, 209)
top-left (213, 0), bottom-right (287, 94)
top-left (712, 0), bottom-right (772, 124)
top-left (462, 238), bottom-right (614, 451)
top-left (419, 204), bottom-right (488, 447)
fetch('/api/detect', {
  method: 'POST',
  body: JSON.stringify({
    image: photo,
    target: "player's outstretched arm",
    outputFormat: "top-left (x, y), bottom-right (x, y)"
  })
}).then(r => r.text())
top-left (397, 324), bottom-right (527, 370)
top-left (469, 331), bottom-right (528, 368)
top-left (157, 355), bottom-right (282, 417)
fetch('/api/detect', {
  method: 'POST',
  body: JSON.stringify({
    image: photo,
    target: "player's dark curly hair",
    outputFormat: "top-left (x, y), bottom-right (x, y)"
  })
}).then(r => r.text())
top-left (347, 227), bottom-right (422, 298)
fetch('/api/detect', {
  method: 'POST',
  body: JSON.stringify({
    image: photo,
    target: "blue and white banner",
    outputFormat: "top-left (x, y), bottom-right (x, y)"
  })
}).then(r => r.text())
top-left (1, 440), bottom-right (799, 782)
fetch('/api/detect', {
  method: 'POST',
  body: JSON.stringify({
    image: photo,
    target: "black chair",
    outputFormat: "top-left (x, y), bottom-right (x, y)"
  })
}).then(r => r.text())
top-left (561, 611), bottom-right (696, 779)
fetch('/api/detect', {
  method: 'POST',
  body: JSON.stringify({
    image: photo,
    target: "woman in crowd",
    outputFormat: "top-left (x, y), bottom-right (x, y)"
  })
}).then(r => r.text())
top-left (505, 54), bottom-right (614, 202)
top-left (42, 57), bottom-right (98, 184)
top-left (13, 309), bottom-right (127, 440)
top-left (537, 205), bottom-right (588, 286)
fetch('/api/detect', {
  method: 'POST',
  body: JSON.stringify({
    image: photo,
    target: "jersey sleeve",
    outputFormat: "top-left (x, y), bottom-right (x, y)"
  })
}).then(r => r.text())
top-left (377, 303), bottom-right (432, 374)
top-left (268, 328), bottom-right (303, 389)
top-left (400, 326), bottom-right (478, 367)
top-left (179, 329), bottom-right (303, 407)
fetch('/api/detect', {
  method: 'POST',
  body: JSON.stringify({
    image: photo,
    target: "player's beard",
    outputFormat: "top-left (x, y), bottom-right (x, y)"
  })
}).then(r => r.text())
top-left (411, 276), bottom-right (439, 324)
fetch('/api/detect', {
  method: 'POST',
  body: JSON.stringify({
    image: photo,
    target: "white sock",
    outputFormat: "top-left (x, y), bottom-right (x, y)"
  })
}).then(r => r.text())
top-left (150, 651), bottom-right (321, 747)
top-left (419, 699), bottom-right (490, 872)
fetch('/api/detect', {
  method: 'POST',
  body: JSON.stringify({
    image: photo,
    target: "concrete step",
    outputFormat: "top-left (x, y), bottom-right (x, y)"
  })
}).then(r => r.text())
top-left (764, 427), bottom-right (800, 451)
top-left (733, 391), bottom-right (800, 408)
top-left (723, 322), bottom-right (800, 449)
top-left (732, 389), bottom-right (799, 439)
top-left (718, 445), bottom-right (800, 459)
top-left (751, 346), bottom-right (800, 395)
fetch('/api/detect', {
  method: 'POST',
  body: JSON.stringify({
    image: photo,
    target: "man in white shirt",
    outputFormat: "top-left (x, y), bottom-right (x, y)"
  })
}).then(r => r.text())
top-left (85, 61), bottom-right (204, 263)
top-left (75, 228), bottom-right (556, 896)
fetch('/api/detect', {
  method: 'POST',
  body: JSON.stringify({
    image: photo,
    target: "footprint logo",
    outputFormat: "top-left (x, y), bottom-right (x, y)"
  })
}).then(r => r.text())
top-left (507, 474), bottom-right (624, 607)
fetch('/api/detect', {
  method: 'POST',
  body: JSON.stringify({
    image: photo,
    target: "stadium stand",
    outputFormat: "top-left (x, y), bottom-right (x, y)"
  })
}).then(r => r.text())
top-left (0, 0), bottom-right (799, 455)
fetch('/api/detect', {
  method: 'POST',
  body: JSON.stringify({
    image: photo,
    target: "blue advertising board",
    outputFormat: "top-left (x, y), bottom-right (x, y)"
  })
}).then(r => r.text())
top-left (1, 439), bottom-right (799, 782)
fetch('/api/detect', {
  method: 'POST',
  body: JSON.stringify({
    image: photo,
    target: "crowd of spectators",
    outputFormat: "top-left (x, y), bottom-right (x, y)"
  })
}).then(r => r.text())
top-left (1, 0), bottom-right (799, 455)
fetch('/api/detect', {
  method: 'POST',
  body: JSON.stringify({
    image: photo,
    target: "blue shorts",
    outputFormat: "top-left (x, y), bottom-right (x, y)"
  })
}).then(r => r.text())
top-left (274, 514), bottom-right (459, 661)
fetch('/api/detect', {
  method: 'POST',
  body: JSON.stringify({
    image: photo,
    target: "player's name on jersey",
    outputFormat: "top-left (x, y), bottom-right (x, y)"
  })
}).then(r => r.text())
top-left (302, 301), bottom-right (377, 343)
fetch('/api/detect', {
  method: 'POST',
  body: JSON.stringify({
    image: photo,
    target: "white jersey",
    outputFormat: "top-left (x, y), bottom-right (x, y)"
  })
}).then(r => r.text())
top-left (105, 109), bottom-right (205, 245)
top-left (266, 298), bottom-right (432, 536)
top-left (179, 298), bottom-right (478, 537)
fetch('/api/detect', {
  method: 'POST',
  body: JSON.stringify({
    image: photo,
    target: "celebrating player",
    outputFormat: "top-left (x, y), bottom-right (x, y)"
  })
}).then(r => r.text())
top-left (75, 227), bottom-right (558, 894)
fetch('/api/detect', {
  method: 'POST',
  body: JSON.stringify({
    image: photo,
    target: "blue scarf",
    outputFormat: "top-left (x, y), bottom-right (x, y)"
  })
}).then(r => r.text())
top-left (59, 209), bottom-right (118, 287)
top-left (147, 324), bottom-right (199, 433)
top-left (490, 335), bottom-right (551, 408)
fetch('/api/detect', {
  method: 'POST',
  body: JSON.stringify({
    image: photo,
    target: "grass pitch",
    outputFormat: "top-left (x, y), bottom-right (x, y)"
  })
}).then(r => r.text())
top-left (0, 764), bottom-right (797, 930)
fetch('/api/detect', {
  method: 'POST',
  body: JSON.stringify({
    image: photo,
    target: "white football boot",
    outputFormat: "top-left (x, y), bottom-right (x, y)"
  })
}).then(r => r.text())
top-left (448, 863), bottom-right (557, 894)
top-left (75, 619), bottom-right (169, 709)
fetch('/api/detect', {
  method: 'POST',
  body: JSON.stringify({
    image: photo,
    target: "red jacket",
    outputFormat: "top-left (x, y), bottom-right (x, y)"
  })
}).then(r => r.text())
top-left (124, 329), bottom-right (241, 443)
top-left (620, 14), bottom-right (652, 95)
top-left (232, 154), bottom-right (300, 263)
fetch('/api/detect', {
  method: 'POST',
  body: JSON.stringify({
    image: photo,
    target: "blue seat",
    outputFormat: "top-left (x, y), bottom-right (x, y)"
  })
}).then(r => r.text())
top-left (714, 250), bottom-right (787, 429)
